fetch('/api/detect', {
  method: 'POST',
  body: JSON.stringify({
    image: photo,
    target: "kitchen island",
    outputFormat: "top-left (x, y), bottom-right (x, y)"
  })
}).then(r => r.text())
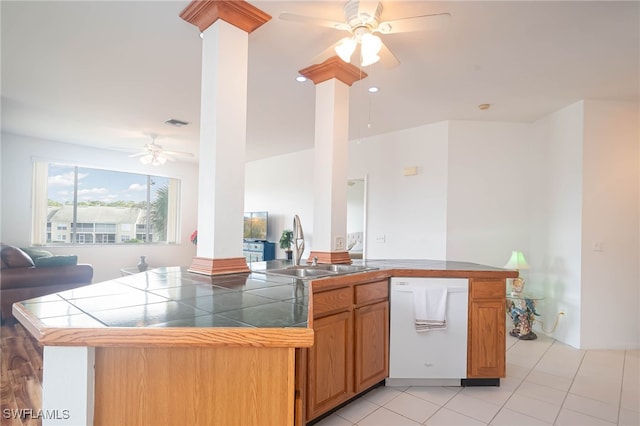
top-left (12, 260), bottom-right (517, 426)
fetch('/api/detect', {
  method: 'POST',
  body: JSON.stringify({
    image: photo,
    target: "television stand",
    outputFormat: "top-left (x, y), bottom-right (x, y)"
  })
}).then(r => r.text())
top-left (243, 240), bottom-right (275, 262)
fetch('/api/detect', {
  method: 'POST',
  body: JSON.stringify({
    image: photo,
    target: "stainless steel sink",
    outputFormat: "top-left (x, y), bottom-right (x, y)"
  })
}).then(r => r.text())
top-left (313, 264), bottom-right (373, 273)
top-left (260, 264), bottom-right (377, 280)
top-left (263, 267), bottom-right (337, 279)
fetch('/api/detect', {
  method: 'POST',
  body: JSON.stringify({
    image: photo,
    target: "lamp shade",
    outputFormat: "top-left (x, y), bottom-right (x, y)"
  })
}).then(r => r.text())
top-left (335, 37), bottom-right (357, 63)
top-left (504, 251), bottom-right (529, 270)
top-left (360, 33), bottom-right (382, 66)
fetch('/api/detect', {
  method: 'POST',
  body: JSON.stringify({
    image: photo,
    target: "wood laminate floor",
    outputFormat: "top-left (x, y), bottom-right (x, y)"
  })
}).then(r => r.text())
top-left (1, 322), bottom-right (43, 426)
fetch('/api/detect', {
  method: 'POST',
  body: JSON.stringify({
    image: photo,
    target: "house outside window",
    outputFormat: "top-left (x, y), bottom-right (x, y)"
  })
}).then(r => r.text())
top-left (32, 162), bottom-right (181, 245)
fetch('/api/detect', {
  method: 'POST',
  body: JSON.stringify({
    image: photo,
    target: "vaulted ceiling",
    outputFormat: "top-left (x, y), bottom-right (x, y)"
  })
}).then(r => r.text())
top-left (2, 1), bottom-right (638, 162)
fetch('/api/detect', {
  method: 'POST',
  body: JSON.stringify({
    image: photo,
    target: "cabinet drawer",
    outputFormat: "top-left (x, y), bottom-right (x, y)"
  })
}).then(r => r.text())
top-left (244, 243), bottom-right (263, 251)
top-left (313, 287), bottom-right (353, 318)
top-left (355, 281), bottom-right (388, 306)
top-left (470, 279), bottom-right (505, 300)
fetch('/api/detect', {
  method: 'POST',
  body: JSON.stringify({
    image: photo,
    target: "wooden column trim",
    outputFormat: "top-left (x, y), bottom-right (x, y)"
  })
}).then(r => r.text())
top-left (299, 56), bottom-right (367, 86)
top-left (307, 251), bottom-right (352, 265)
top-left (188, 256), bottom-right (250, 276)
top-left (180, 0), bottom-right (271, 33)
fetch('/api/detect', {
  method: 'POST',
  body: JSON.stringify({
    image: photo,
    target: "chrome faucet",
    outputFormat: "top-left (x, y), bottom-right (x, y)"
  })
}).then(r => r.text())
top-left (292, 214), bottom-right (305, 266)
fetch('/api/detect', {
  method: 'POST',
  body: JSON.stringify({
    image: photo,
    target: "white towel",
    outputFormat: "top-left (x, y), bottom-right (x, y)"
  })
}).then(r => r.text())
top-left (412, 287), bottom-right (448, 332)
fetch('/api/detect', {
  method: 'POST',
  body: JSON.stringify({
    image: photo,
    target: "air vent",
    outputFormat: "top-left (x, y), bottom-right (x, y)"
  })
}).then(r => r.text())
top-left (164, 118), bottom-right (190, 127)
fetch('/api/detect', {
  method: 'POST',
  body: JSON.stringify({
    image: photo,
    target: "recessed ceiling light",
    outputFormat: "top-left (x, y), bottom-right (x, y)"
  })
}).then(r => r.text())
top-left (478, 103), bottom-right (491, 110)
top-left (368, 86), bottom-right (379, 93)
top-left (296, 76), bottom-right (307, 82)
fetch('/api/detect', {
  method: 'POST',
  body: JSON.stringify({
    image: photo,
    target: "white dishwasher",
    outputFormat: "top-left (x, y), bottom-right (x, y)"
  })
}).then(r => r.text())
top-left (387, 277), bottom-right (469, 387)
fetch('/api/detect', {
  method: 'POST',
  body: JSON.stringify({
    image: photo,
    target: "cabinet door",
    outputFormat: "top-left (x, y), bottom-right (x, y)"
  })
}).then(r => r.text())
top-left (307, 311), bottom-right (354, 421)
top-left (354, 301), bottom-right (389, 393)
top-left (467, 279), bottom-right (506, 378)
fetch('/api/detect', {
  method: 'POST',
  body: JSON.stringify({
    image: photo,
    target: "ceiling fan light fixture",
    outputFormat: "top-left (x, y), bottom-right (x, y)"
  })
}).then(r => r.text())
top-left (140, 154), bottom-right (153, 165)
top-left (140, 151), bottom-right (168, 166)
top-left (360, 33), bottom-right (382, 66)
top-left (335, 37), bottom-right (357, 63)
top-left (361, 51), bottom-right (380, 67)
top-left (152, 155), bottom-right (168, 166)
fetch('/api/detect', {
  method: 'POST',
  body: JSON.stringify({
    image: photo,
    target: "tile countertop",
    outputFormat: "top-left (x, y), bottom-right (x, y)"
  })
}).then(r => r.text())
top-left (12, 259), bottom-right (516, 347)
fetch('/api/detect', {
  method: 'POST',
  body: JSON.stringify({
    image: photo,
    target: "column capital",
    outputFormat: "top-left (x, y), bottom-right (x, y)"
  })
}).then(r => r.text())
top-left (299, 56), bottom-right (368, 87)
top-left (180, 0), bottom-right (271, 33)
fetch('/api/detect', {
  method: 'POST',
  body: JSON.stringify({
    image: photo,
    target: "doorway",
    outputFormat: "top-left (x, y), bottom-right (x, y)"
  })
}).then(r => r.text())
top-left (346, 177), bottom-right (367, 259)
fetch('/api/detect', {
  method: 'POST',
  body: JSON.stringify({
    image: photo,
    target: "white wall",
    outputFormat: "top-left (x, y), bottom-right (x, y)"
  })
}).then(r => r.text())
top-left (245, 122), bottom-right (451, 261)
top-left (244, 149), bottom-right (314, 259)
top-left (580, 100), bottom-right (640, 349)
top-left (530, 100), bottom-right (640, 349)
top-left (349, 122), bottom-right (450, 259)
top-left (531, 102), bottom-right (585, 348)
top-left (0, 133), bottom-right (199, 282)
top-left (446, 121), bottom-right (535, 268)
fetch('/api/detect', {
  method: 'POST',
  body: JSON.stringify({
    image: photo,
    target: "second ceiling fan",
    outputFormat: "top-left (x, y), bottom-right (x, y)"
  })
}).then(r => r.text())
top-left (280, 0), bottom-right (451, 68)
top-left (129, 134), bottom-right (193, 166)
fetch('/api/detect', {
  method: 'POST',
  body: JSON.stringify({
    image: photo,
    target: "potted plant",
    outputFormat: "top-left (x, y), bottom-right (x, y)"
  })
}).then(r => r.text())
top-left (279, 229), bottom-right (294, 260)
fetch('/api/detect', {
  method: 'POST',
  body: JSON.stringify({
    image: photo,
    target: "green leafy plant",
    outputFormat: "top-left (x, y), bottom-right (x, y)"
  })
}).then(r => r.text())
top-left (279, 229), bottom-right (293, 251)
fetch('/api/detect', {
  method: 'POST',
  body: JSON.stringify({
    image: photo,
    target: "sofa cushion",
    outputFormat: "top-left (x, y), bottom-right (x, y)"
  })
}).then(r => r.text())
top-left (0, 245), bottom-right (35, 269)
top-left (20, 247), bottom-right (53, 261)
top-left (34, 255), bottom-right (78, 268)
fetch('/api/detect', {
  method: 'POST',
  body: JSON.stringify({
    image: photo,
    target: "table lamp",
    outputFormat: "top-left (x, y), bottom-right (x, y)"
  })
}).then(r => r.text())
top-left (504, 250), bottom-right (529, 295)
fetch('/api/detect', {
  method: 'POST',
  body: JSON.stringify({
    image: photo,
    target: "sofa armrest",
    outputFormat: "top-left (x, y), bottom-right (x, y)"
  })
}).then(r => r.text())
top-left (0, 264), bottom-right (93, 290)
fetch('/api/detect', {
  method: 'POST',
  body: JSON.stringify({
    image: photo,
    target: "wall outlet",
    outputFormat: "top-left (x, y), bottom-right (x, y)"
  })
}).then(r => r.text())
top-left (335, 236), bottom-right (345, 251)
top-left (375, 234), bottom-right (386, 243)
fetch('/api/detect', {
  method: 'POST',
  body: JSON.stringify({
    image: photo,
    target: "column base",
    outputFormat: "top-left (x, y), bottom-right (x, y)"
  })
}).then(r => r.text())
top-left (307, 251), bottom-right (352, 265)
top-left (188, 256), bottom-right (250, 276)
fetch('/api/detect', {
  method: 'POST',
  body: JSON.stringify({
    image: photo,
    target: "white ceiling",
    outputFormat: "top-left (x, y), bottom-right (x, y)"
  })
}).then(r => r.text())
top-left (2, 1), bottom-right (638, 162)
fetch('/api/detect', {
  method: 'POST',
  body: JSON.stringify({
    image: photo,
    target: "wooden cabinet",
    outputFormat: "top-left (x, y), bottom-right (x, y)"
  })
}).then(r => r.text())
top-left (305, 279), bottom-right (389, 422)
top-left (306, 310), bottom-right (354, 419)
top-left (467, 278), bottom-right (506, 378)
top-left (355, 300), bottom-right (388, 392)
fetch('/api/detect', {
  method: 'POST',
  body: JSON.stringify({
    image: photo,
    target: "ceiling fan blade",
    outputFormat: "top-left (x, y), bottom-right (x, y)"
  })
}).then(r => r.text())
top-left (308, 40), bottom-right (343, 65)
top-left (128, 152), bottom-right (146, 158)
top-left (163, 150), bottom-right (194, 158)
top-left (378, 12), bottom-right (451, 34)
top-left (353, 1), bottom-right (382, 22)
top-left (279, 12), bottom-right (350, 31)
top-left (378, 41), bottom-right (400, 69)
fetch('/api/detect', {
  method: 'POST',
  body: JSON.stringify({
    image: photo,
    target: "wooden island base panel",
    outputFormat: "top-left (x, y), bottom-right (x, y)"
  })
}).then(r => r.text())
top-left (12, 260), bottom-right (517, 426)
top-left (94, 346), bottom-right (295, 425)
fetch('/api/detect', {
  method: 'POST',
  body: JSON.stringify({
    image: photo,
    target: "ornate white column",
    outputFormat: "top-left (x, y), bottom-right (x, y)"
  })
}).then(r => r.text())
top-left (299, 57), bottom-right (367, 264)
top-left (180, 1), bottom-right (270, 275)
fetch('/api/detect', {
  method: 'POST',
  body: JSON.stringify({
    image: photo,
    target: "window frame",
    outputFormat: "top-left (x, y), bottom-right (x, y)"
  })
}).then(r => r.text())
top-left (32, 160), bottom-right (181, 246)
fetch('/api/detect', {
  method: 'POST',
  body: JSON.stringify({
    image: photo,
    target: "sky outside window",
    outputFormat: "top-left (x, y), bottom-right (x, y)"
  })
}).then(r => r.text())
top-left (47, 164), bottom-right (168, 205)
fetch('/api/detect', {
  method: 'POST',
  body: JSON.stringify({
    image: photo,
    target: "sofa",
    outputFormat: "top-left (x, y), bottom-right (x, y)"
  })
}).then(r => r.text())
top-left (0, 244), bottom-right (93, 320)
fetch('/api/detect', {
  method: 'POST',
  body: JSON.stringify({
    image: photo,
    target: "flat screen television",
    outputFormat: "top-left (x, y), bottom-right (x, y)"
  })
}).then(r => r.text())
top-left (243, 211), bottom-right (268, 241)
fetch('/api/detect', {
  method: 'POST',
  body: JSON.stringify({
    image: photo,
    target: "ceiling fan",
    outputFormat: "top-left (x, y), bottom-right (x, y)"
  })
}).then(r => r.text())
top-left (280, 0), bottom-right (451, 68)
top-left (129, 134), bottom-right (193, 166)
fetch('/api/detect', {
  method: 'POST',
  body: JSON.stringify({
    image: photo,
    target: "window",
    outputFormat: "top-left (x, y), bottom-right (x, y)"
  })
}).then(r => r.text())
top-left (32, 162), bottom-right (181, 245)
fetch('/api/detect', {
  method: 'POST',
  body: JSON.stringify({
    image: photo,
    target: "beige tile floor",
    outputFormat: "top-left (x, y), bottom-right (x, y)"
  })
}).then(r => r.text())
top-left (314, 333), bottom-right (640, 426)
